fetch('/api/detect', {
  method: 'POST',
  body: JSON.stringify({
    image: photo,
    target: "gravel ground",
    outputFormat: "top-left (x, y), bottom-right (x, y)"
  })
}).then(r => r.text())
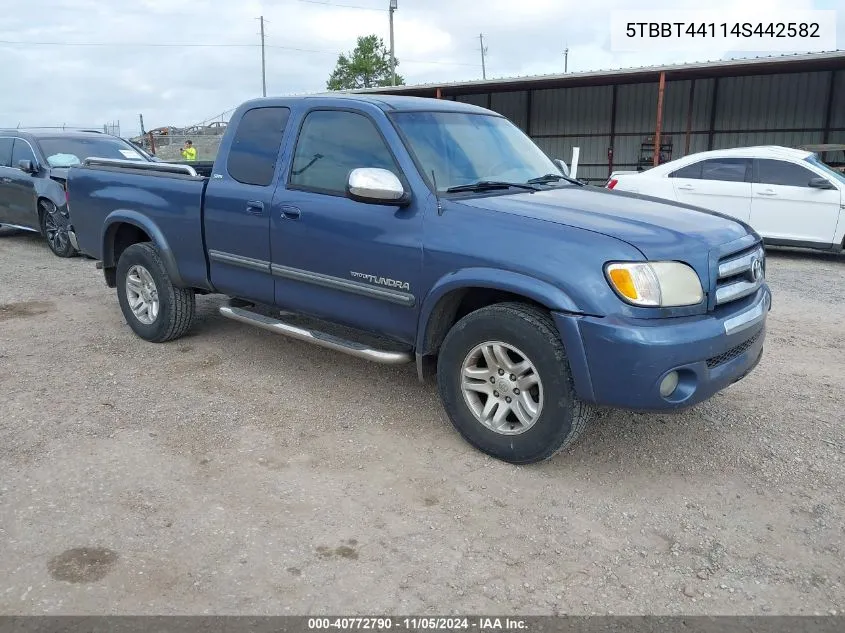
top-left (0, 228), bottom-right (843, 616)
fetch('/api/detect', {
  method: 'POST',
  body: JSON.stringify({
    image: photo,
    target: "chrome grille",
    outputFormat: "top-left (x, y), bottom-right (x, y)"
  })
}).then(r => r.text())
top-left (715, 243), bottom-right (765, 306)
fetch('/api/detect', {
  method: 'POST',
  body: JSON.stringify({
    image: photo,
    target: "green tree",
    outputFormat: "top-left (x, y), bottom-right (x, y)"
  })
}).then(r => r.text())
top-left (326, 34), bottom-right (405, 90)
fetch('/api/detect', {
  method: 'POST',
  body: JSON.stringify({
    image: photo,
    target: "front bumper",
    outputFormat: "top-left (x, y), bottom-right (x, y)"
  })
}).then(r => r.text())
top-left (554, 286), bottom-right (771, 411)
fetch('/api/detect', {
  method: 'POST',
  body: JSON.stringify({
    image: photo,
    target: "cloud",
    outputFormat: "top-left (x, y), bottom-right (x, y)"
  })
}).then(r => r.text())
top-left (0, 0), bottom-right (841, 136)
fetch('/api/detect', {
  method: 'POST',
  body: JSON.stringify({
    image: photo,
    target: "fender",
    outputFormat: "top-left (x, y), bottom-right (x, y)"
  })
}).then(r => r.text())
top-left (101, 209), bottom-right (187, 288)
top-left (414, 267), bottom-right (585, 353)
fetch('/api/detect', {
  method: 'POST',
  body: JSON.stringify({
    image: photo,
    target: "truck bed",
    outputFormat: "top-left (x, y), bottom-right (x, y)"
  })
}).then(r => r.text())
top-left (67, 159), bottom-right (211, 289)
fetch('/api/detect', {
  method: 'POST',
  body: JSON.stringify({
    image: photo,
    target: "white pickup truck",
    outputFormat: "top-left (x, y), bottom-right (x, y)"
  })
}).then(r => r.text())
top-left (607, 146), bottom-right (845, 252)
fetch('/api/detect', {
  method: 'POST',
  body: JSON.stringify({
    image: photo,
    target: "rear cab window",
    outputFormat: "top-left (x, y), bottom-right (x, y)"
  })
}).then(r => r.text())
top-left (227, 106), bottom-right (291, 186)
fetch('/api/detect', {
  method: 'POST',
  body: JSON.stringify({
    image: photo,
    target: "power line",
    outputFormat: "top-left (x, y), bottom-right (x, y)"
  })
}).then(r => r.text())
top-left (0, 39), bottom-right (255, 48)
top-left (0, 38), bottom-right (481, 67)
top-left (297, 0), bottom-right (386, 11)
top-left (265, 44), bottom-right (480, 66)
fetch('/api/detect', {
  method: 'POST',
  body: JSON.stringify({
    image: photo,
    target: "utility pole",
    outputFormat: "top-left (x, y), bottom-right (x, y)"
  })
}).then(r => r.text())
top-left (389, 0), bottom-right (397, 86)
top-left (564, 47), bottom-right (569, 73)
top-left (139, 114), bottom-right (145, 136)
top-left (479, 33), bottom-right (487, 79)
top-left (259, 15), bottom-right (267, 97)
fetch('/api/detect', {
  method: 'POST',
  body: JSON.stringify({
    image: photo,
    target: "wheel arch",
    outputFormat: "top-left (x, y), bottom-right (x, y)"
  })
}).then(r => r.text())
top-left (101, 211), bottom-right (186, 288)
top-left (414, 268), bottom-right (586, 382)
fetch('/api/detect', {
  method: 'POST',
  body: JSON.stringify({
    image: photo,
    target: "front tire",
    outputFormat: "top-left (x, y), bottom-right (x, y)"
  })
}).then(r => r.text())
top-left (116, 242), bottom-right (196, 342)
top-left (437, 302), bottom-right (593, 464)
top-left (40, 200), bottom-right (76, 258)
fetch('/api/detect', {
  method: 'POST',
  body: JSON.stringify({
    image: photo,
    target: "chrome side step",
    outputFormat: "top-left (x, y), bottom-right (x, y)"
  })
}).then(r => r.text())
top-left (218, 305), bottom-right (413, 365)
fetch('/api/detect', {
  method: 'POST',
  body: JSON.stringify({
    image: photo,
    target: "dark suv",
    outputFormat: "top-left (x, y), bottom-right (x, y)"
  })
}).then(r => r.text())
top-left (0, 130), bottom-right (152, 256)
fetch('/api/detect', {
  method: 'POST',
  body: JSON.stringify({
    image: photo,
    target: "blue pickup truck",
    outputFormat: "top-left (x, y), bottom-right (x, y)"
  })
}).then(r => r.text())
top-left (65, 94), bottom-right (770, 463)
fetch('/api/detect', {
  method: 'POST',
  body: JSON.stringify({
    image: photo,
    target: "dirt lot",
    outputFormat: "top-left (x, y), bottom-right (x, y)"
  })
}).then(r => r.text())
top-left (0, 228), bottom-right (843, 616)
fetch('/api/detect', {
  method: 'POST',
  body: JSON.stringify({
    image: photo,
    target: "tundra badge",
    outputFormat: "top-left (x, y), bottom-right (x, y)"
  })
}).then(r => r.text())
top-left (350, 271), bottom-right (410, 291)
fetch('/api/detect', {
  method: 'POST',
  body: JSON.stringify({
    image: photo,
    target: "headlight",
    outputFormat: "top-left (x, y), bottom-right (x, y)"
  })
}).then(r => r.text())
top-left (605, 261), bottom-right (703, 307)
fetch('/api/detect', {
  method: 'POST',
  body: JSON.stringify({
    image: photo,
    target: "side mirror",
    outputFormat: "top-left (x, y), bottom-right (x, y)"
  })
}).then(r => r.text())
top-left (554, 159), bottom-right (570, 178)
top-left (808, 177), bottom-right (835, 190)
top-left (17, 159), bottom-right (36, 174)
top-left (347, 168), bottom-right (409, 205)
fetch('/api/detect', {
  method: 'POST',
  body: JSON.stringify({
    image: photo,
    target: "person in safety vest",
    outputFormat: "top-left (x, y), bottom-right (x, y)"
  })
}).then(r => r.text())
top-left (181, 140), bottom-right (197, 161)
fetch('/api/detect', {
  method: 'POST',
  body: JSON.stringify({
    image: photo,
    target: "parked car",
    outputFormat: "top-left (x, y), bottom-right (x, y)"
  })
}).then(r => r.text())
top-left (607, 146), bottom-right (845, 252)
top-left (0, 130), bottom-right (153, 256)
top-left (65, 94), bottom-right (770, 463)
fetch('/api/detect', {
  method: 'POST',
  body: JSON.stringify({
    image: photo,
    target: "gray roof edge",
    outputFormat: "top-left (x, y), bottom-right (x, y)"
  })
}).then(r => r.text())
top-left (352, 50), bottom-right (845, 94)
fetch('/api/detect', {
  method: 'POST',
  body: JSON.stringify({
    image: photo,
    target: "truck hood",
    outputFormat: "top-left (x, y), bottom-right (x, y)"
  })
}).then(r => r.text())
top-left (453, 185), bottom-right (751, 260)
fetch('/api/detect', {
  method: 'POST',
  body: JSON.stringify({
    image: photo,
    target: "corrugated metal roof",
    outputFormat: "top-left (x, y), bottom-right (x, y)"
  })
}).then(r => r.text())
top-left (351, 50), bottom-right (845, 95)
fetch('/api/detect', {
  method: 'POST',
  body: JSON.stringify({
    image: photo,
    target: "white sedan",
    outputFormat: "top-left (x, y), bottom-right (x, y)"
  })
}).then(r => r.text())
top-left (606, 146), bottom-right (845, 252)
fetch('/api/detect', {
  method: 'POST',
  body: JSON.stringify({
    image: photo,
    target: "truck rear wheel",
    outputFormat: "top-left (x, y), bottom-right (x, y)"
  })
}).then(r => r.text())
top-left (115, 242), bottom-right (195, 343)
top-left (437, 302), bottom-right (592, 464)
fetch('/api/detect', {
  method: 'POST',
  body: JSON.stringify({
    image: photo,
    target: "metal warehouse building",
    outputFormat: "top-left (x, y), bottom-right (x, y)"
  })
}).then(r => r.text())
top-left (355, 51), bottom-right (845, 184)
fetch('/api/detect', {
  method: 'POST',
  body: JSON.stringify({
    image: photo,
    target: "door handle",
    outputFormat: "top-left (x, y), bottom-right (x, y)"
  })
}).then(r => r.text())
top-left (757, 189), bottom-right (777, 196)
top-left (246, 200), bottom-right (264, 215)
top-left (281, 205), bottom-right (301, 220)
top-left (677, 184), bottom-right (694, 191)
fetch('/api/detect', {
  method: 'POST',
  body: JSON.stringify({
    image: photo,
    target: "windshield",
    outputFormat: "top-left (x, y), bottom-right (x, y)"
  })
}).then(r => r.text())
top-left (391, 111), bottom-right (560, 192)
top-left (37, 136), bottom-right (149, 167)
top-left (806, 154), bottom-right (845, 185)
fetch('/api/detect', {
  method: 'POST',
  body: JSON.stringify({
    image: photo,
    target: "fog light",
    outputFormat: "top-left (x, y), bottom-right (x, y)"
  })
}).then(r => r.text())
top-left (659, 371), bottom-right (679, 397)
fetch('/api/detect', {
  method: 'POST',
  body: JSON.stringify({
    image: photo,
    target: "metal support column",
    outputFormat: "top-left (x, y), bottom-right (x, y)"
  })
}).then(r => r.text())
top-left (822, 69), bottom-right (837, 144)
top-left (525, 90), bottom-right (533, 136)
top-left (608, 84), bottom-right (618, 177)
top-left (653, 72), bottom-right (666, 167)
top-left (684, 79), bottom-right (695, 156)
top-left (707, 78), bottom-right (720, 151)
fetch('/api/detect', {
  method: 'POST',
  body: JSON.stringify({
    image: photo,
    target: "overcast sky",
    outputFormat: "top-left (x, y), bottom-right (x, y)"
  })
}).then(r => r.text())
top-left (1, 0), bottom-right (842, 137)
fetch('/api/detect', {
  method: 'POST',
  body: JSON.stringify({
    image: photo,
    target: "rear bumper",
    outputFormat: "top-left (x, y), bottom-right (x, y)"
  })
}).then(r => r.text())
top-left (554, 286), bottom-right (770, 411)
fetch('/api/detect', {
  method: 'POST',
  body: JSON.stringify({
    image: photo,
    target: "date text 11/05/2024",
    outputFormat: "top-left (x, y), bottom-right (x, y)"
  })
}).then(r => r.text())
top-left (625, 22), bottom-right (821, 38)
top-left (307, 617), bottom-right (528, 630)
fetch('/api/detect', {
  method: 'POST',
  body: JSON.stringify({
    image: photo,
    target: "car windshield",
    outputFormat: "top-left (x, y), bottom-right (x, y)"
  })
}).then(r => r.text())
top-left (37, 136), bottom-right (149, 167)
top-left (805, 154), bottom-right (845, 185)
top-left (390, 111), bottom-right (562, 192)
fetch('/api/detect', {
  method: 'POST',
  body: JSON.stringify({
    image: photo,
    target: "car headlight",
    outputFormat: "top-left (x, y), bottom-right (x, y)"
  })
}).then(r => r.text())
top-left (605, 261), bottom-right (703, 307)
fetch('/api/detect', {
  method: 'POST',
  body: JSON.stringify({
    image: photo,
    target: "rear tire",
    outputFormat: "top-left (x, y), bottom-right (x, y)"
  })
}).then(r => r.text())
top-left (437, 302), bottom-right (593, 464)
top-left (40, 200), bottom-right (76, 258)
top-left (116, 242), bottom-right (195, 342)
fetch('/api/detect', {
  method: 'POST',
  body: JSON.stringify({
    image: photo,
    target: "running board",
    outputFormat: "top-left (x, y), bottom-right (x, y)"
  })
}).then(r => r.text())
top-left (218, 305), bottom-right (413, 365)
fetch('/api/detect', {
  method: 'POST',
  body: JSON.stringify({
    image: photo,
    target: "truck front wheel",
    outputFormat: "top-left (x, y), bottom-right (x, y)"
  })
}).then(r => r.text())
top-left (115, 242), bottom-right (196, 343)
top-left (437, 302), bottom-right (592, 464)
